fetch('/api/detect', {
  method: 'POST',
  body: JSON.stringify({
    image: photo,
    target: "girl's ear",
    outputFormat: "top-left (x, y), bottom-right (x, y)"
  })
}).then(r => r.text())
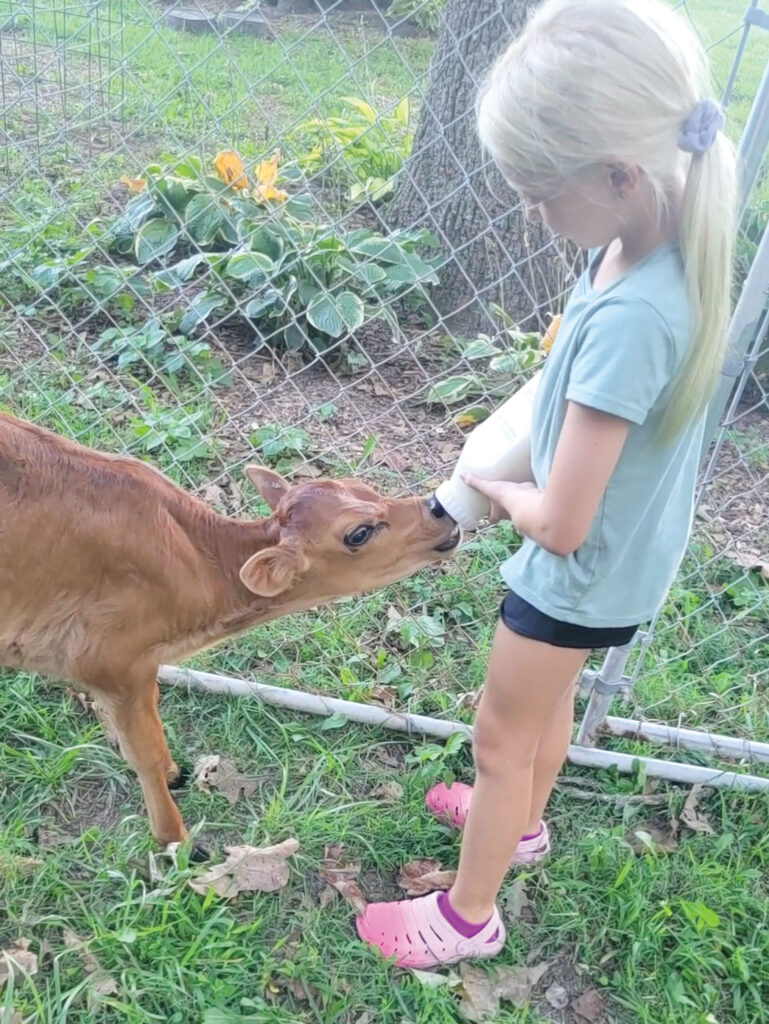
top-left (606, 162), bottom-right (641, 200)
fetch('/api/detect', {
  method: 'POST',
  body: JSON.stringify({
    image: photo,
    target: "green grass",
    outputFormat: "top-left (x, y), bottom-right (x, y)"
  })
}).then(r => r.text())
top-left (3, 675), bottom-right (769, 1023)
top-left (1, 0), bottom-right (769, 1021)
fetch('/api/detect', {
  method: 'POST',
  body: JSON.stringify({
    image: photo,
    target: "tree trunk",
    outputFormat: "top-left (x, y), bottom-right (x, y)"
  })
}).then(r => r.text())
top-left (386, 0), bottom-right (578, 333)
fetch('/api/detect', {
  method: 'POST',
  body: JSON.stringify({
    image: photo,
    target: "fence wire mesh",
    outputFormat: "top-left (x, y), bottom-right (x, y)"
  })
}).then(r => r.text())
top-left (0, 0), bottom-right (767, 781)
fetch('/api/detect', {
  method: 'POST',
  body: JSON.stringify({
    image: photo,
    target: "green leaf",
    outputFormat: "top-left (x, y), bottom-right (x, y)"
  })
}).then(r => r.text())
top-left (283, 322), bottom-right (307, 351)
top-left (489, 352), bottom-right (521, 375)
top-left (395, 96), bottom-right (409, 126)
top-left (134, 218), bottom-right (179, 265)
top-left (453, 405), bottom-right (489, 427)
top-left (178, 292), bottom-right (224, 335)
top-left (336, 291), bottom-right (365, 332)
top-left (425, 375), bottom-right (477, 405)
top-left (151, 177), bottom-right (192, 214)
top-left (249, 226), bottom-right (284, 261)
top-left (306, 293), bottom-right (344, 338)
top-left (244, 290), bottom-right (280, 320)
top-left (225, 251), bottom-right (274, 281)
top-left (184, 193), bottom-right (224, 245)
top-left (340, 96), bottom-right (378, 123)
top-left (461, 336), bottom-right (500, 360)
top-left (351, 263), bottom-right (387, 288)
top-left (121, 191), bottom-right (157, 231)
top-left (153, 252), bottom-right (212, 288)
top-left (349, 235), bottom-right (405, 263)
top-left (376, 303), bottom-right (400, 340)
top-left (318, 712), bottom-right (349, 731)
top-left (174, 155), bottom-right (203, 179)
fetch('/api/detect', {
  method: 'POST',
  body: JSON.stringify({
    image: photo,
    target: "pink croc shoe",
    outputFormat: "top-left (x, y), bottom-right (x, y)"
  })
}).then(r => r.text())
top-left (425, 782), bottom-right (550, 865)
top-left (356, 891), bottom-right (505, 969)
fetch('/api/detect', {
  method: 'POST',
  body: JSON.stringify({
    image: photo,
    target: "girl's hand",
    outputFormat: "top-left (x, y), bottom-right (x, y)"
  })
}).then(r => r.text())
top-left (461, 473), bottom-right (537, 523)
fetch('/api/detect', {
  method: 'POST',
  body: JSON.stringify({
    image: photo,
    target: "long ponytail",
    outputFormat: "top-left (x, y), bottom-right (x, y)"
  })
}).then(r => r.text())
top-left (665, 132), bottom-right (737, 437)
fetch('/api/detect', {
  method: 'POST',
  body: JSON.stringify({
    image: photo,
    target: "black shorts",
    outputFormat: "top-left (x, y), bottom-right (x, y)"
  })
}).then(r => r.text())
top-left (500, 590), bottom-right (639, 650)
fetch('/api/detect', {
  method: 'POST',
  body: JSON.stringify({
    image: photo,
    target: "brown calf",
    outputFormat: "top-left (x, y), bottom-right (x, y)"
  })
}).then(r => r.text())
top-left (0, 412), bottom-right (459, 846)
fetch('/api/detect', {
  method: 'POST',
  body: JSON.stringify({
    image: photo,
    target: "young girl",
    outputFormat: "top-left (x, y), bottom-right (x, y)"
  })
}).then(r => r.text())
top-left (356, 0), bottom-right (736, 968)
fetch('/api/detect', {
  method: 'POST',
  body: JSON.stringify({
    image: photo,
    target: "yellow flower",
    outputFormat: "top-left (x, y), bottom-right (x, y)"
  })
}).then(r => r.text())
top-left (253, 184), bottom-right (289, 203)
top-left (255, 149), bottom-right (280, 188)
top-left (213, 150), bottom-right (249, 189)
top-left (119, 176), bottom-right (147, 193)
top-left (252, 150), bottom-right (288, 203)
top-left (541, 313), bottom-right (562, 355)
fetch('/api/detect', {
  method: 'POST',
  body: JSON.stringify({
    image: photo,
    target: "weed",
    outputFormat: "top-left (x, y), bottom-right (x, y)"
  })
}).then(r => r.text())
top-left (293, 95), bottom-right (412, 203)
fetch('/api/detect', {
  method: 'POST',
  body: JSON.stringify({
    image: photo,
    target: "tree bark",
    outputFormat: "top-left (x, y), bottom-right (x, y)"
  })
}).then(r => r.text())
top-left (386, 0), bottom-right (578, 333)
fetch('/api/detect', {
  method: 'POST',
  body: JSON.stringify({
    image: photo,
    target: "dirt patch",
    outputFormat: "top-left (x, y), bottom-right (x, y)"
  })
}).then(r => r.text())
top-left (39, 777), bottom-right (137, 850)
top-left (530, 952), bottom-right (608, 1024)
top-left (203, 316), bottom-right (461, 482)
top-left (697, 407), bottom-right (769, 566)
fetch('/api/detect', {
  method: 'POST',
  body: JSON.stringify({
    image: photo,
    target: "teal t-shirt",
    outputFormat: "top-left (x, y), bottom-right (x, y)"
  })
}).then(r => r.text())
top-left (501, 242), bottom-right (704, 628)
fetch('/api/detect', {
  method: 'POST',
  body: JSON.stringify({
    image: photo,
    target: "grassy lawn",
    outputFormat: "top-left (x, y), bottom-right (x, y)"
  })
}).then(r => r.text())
top-left (1, 0), bottom-right (769, 1022)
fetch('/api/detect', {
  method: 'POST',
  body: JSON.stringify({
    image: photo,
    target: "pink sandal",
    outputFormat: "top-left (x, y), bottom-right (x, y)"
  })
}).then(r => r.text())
top-left (425, 782), bottom-right (551, 865)
top-left (356, 891), bottom-right (505, 968)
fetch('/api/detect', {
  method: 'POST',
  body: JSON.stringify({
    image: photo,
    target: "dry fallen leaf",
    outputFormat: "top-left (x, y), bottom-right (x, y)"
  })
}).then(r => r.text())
top-left (625, 822), bottom-right (678, 856)
top-left (319, 844), bottom-right (367, 914)
top-left (504, 877), bottom-right (536, 924)
top-left (193, 754), bottom-right (257, 805)
top-left (119, 175), bottom-right (146, 193)
top-left (373, 745), bottom-right (405, 769)
top-left (369, 685), bottom-right (398, 708)
top-left (680, 784), bottom-right (715, 835)
top-left (410, 968), bottom-right (451, 988)
top-left (726, 548), bottom-right (769, 579)
top-left (36, 828), bottom-right (68, 851)
top-left (457, 961), bottom-right (548, 1021)
top-left (200, 483), bottom-right (226, 508)
top-left (189, 838), bottom-right (299, 898)
top-left (545, 982), bottom-right (569, 1008)
top-left (457, 963), bottom-right (498, 1022)
top-left (397, 859), bottom-right (457, 896)
top-left (0, 939), bottom-right (39, 986)
top-left (496, 961), bottom-right (550, 1006)
top-left (63, 931), bottom-right (118, 998)
top-left (572, 987), bottom-right (605, 1023)
top-left (370, 780), bottom-right (404, 803)
top-left (0, 853), bottom-right (42, 877)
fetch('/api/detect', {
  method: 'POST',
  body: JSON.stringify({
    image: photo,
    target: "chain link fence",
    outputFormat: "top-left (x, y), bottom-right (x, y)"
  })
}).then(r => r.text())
top-left (0, 0), bottom-right (767, 786)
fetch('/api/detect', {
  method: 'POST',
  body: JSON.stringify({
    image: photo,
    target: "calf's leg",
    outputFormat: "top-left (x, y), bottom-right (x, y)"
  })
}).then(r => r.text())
top-left (92, 671), bottom-right (186, 846)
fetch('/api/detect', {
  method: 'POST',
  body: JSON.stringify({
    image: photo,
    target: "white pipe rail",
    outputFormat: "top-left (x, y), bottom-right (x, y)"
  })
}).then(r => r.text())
top-left (604, 716), bottom-right (769, 763)
top-left (158, 666), bottom-right (769, 792)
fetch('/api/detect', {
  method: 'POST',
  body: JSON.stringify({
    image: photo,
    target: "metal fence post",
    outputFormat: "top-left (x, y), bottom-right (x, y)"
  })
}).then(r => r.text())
top-left (576, 636), bottom-right (642, 747)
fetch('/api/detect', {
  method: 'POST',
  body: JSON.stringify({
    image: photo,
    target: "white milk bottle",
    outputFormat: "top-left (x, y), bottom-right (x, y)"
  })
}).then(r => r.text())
top-left (433, 371), bottom-right (541, 530)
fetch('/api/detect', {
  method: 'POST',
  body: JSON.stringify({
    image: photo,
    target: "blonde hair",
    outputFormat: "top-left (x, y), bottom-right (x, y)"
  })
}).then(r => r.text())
top-left (477, 0), bottom-right (737, 438)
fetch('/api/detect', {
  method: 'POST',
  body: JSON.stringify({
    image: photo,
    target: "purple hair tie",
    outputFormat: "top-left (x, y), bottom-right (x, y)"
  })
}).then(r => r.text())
top-left (677, 98), bottom-right (725, 154)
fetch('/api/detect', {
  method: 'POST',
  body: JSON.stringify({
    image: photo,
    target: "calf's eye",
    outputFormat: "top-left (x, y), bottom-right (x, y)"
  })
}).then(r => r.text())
top-left (344, 524), bottom-right (374, 549)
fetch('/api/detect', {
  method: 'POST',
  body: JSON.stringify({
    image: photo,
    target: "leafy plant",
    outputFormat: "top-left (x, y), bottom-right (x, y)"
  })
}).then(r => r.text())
top-left (249, 423), bottom-right (312, 469)
top-left (424, 304), bottom-right (552, 423)
top-left (130, 398), bottom-right (214, 464)
top-left (110, 151), bottom-right (440, 355)
top-left (407, 730), bottom-right (467, 787)
top-left (388, 0), bottom-right (446, 32)
top-left (292, 96), bottom-right (412, 203)
top-left (91, 317), bottom-right (226, 384)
